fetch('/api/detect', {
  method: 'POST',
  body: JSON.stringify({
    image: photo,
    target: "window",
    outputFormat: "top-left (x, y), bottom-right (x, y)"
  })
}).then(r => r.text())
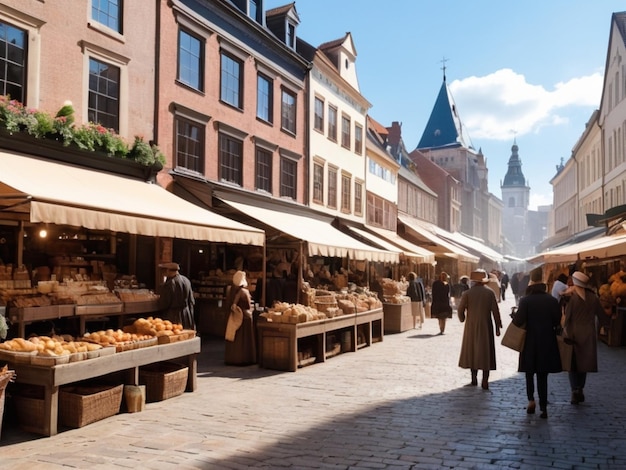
top-left (257, 74), bottom-right (272, 123)
top-left (314, 97), bottom-right (324, 132)
top-left (366, 193), bottom-right (396, 230)
top-left (281, 88), bottom-right (296, 134)
top-left (341, 174), bottom-right (351, 212)
top-left (327, 167), bottom-right (337, 209)
top-left (178, 29), bottom-right (203, 91)
top-left (249, 0), bottom-right (262, 23)
top-left (175, 116), bottom-right (204, 173)
top-left (280, 157), bottom-right (297, 199)
top-left (0, 21), bottom-right (27, 102)
top-left (341, 115), bottom-right (351, 149)
top-left (255, 147), bottom-right (272, 192)
top-left (313, 162), bottom-right (324, 203)
top-left (328, 105), bottom-right (337, 142)
top-left (219, 133), bottom-right (243, 185)
top-left (354, 181), bottom-right (363, 216)
top-left (88, 57), bottom-right (120, 132)
top-left (221, 52), bottom-right (243, 109)
top-left (354, 123), bottom-right (363, 155)
top-left (91, 0), bottom-right (122, 33)
top-left (286, 22), bottom-right (296, 49)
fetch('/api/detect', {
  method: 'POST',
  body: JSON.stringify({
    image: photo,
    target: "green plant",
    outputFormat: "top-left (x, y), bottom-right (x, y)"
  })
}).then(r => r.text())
top-left (129, 136), bottom-right (164, 166)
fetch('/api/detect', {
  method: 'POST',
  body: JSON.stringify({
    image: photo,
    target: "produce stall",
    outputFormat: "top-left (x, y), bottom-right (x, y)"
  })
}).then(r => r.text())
top-left (256, 289), bottom-right (384, 372)
top-left (0, 317), bottom-right (199, 436)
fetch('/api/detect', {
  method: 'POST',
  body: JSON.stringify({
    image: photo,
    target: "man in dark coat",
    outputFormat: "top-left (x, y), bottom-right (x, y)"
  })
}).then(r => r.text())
top-left (511, 269), bottom-right (562, 418)
top-left (157, 262), bottom-right (196, 330)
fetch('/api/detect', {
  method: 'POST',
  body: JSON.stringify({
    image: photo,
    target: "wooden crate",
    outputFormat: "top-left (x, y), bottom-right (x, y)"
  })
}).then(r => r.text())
top-left (59, 384), bottom-right (123, 428)
top-left (139, 362), bottom-right (188, 402)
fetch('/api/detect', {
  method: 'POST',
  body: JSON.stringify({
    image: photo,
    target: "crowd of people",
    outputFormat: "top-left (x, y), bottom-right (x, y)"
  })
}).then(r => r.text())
top-left (420, 265), bottom-right (611, 419)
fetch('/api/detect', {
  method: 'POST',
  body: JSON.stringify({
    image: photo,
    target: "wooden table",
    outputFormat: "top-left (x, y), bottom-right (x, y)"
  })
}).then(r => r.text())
top-left (6, 337), bottom-right (201, 436)
top-left (257, 308), bottom-right (383, 372)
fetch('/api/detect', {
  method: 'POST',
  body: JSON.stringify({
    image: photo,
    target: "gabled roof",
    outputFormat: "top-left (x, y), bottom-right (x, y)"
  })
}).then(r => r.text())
top-left (416, 79), bottom-right (473, 151)
top-left (266, 2), bottom-right (296, 18)
top-left (599, 12), bottom-right (626, 122)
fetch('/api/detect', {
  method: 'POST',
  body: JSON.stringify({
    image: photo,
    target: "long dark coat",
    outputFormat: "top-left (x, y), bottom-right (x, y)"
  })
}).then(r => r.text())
top-left (563, 288), bottom-right (608, 372)
top-left (457, 284), bottom-right (502, 370)
top-left (431, 280), bottom-right (452, 319)
top-left (157, 273), bottom-right (195, 330)
top-left (512, 283), bottom-right (562, 373)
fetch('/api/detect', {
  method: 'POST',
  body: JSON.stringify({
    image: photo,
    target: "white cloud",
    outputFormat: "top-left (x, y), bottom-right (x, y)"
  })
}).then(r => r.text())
top-left (529, 192), bottom-right (553, 211)
top-left (448, 69), bottom-right (603, 141)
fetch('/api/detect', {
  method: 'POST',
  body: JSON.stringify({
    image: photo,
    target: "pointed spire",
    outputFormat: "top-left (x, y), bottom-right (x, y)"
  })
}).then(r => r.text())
top-left (502, 140), bottom-right (527, 187)
top-left (416, 75), bottom-right (473, 150)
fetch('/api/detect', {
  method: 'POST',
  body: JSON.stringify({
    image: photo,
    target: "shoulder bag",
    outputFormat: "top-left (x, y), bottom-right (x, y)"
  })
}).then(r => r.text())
top-left (501, 321), bottom-right (526, 352)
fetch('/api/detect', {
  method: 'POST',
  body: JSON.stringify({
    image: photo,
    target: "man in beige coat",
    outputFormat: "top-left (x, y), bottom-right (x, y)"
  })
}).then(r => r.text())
top-left (457, 269), bottom-right (502, 389)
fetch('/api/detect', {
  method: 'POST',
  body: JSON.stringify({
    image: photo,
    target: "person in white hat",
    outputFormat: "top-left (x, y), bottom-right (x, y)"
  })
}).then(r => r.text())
top-left (562, 271), bottom-right (610, 404)
top-left (224, 270), bottom-right (257, 366)
top-left (457, 269), bottom-right (503, 389)
top-left (157, 262), bottom-right (195, 330)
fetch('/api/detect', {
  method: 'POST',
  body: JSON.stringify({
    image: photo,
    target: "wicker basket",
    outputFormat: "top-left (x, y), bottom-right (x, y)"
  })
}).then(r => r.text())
top-left (139, 362), bottom-right (188, 403)
top-left (0, 370), bottom-right (16, 438)
top-left (59, 384), bottom-right (123, 428)
top-left (13, 386), bottom-right (45, 435)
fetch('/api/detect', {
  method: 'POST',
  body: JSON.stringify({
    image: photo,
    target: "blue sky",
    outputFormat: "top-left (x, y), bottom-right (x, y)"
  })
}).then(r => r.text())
top-left (264, 0), bottom-right (624, 210)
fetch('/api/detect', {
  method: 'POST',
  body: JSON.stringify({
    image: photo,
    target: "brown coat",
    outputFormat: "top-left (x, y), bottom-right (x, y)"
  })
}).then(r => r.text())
top-left (563, 288), bottom-right (608, 372)
top-left (457, 284), bottom-right (502, 370)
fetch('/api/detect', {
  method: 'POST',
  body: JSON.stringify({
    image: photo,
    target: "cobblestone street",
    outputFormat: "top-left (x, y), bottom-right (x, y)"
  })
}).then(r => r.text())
top-left (2, 294), bottom-right (626, 469)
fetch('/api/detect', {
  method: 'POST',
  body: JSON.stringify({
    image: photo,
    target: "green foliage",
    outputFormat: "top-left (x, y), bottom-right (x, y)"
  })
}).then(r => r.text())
top-left (0, 95), bottom-right (166, 167)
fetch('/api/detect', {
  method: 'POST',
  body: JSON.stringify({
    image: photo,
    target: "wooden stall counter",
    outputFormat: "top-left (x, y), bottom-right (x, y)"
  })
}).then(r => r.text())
top-left (257, 308), bottom-right (383, 372)
top-left (5, 337), bottom-right (201, 436)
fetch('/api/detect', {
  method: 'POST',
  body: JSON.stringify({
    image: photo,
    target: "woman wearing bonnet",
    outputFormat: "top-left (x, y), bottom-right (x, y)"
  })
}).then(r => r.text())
top-left (224, 271), bottom-right (257, 366)
top-left (562, 271), bottom-right (610, 404)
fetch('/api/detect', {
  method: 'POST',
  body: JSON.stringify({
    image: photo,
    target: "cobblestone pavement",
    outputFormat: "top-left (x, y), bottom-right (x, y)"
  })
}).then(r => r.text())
top-left (2, 294), bottom-right (626, 469)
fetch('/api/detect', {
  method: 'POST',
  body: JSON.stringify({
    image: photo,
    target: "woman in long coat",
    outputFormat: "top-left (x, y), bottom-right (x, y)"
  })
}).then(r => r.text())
top-left (562, 271), bottom-right (610, 404)
top-left (224, 271), bottom-right (257, 366)
top-left (512, 278), bottom-right (562, 418)
top-left (431, 272), bottom-right (452, 334)
top-left (457, 270), bottom-right (502, 389)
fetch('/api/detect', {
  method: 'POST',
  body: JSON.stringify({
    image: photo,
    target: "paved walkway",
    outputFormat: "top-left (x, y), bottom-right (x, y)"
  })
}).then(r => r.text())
top-left (2, 294), bottom-right (626, 469)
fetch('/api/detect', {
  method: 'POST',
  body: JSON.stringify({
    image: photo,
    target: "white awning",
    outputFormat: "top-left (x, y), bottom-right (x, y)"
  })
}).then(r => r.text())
top-left (217, 196), bottom-right (399, 263)
top-left (527, 233), bottom-right (626, 264)
top-left (0, 151), bottom-right (264, 245)
top-left (350, 226), bottom-right (436, 264)
top-left (399, 216), bottom-right (479, 263)
top-left (433, 229), bottom-right (504, 263)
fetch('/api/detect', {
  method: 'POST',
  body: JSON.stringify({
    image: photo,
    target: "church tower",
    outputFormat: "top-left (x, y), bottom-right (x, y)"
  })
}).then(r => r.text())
top-left (501, 140), bottom-right (531, 257)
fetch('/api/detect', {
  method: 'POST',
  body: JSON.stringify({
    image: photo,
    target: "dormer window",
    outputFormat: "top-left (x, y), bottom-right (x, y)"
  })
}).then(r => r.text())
top-left (286, 21), bottom-right (295, 49)
top-left (233, 0), bottom-right (263, 24)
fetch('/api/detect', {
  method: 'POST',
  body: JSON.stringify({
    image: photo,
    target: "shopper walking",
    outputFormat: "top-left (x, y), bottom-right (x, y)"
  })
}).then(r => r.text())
top-left (224, 271), bottom-right (257, 366)
top-left (157, 262), bottom-right (196, 330)
top-left (562, 271), bottom-right (610, 404)
top-left (510, 270), bottom-right (562, 418)
top-left (431, 271), bottom-right (452, 334)
top-left (457, 269), bottom-right (502, 389)
top-left (406, 271), bottom-right (426, 329)
top-left (500, 271), bottom-right (509, 301)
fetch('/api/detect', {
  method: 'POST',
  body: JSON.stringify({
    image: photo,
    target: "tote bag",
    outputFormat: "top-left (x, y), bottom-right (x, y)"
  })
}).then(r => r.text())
top-left (501, 321), bottom-right (526, 352)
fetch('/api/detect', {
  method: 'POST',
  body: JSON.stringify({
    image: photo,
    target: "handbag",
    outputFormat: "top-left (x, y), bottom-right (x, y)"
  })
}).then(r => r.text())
top-left (556, 325), bottom-right (574, 371)
top-left (501, 321), bottom-right (526, 352)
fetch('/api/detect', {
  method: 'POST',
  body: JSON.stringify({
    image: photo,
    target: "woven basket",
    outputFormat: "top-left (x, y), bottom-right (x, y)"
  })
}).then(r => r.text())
top-left (0, 370), bottom-right (16, 438)
top-left (139, 362), bottom-right (188, 403)
top-left (59, 384), bottom-right (123, 428)
top-left (314, 296), bottom-right (338, 313)
top-left (13, 388), bottom-right (45, 435)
